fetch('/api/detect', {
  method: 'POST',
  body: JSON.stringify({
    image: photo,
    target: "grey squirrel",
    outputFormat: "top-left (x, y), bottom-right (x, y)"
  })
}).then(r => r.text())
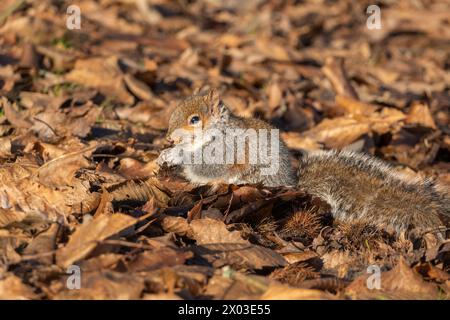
top-left (157, 89), bottom-right (450, 234)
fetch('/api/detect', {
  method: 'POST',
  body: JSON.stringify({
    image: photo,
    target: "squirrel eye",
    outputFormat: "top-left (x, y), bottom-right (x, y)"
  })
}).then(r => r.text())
top-left (189, 115), bottom-right (200, 125)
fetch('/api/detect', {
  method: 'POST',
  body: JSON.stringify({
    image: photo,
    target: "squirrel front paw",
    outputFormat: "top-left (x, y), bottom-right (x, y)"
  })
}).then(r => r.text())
top-left (156, 147), bottom-right (184, 166)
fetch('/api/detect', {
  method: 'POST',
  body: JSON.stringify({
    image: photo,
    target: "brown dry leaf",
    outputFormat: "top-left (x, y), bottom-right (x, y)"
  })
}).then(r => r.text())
top-left (64, 104), bottom-right (103, 138)
top-left (225, 198), bottom-right (275, 224)
top-left (335, 95), bottom-right (378, 116)
top-left (0, 174), bottom-right (76, 226)
top-left (230, 186), bottom-right (266, 207)
top-left (345, 258), bottom-right (441, 299)
top-left (107, 177), bottom-right (171, 208)
top-left (166, 265), bottom-right (212, 296)
top-left (65, 56), bottom-right (134, 104)
top-left (1, 0), bottom-right (449, 301)
top-left (415, 263), bottom-right (450, 283)
top-left (159, 215), bottom-right (192, 237)
top-left (0, 236), bottom-right (22, 267)
top-left (30, 102), bottom-right (102, 141)
top-left (303, 117), bottom-right (371, 149)
top-left (191, 243), bottom-right (286, 270)
top-left (116, 101), bottom-right (174, 129)
top-left (143, 293), bottom-right (182, 300)
top-left (56, 213), bottom-right (138, 268)
top-left (79, 1), bottom-right (143, 35)
top-left (405, 103), bottom-right (437, 129)
top-left (0, 137), bottom-right (11, 157)
top-left (53, 271), bottom-right (144, 300)
top-left (267, 78), bottom-right (283, 111)
top-left (0, 274), bottom-right (38, 300)
top-left (118, 157), bottom-right (158, 179)
top-left (77, 253), bottom-right (123, 272)
top-left (321, 250), bottom-right (356, 278)
top-left (302, 108), bottom-right (406, 149)
top-left (18, 91), bottom-right (66, 110)
top-left (369, 108), bottom-right (407, 134)
top-left (201, 207), bottom-right (223, 220)
top-left (203, 272), bottom-right (266, 299)
top-left (189, 218), bottom-right (248, 245)
top-left (281, 132), bottom-right (322, 151)
top-left (281, 250), bottom-right (318, 264)
top-left (36, 45), bottom-right (77, 70)
top-left (0, 208), bottom-right (29, 228)
top-left (123, 73), bottom-right (153, 101)
top-left (261, 282), bottom-right (335, 300)
top-left (1, 97), bottom-right (32, 129)
top-left (25, 141), bottom-right (68, 162)
top-left (187, 199), bottom-right (203, 222)
top-left (256, 39), bottom-right (290, 62)
top-left (0, 156), bottom-right (99, 223)
top-left (22, 223), bottom-right (60, 264)
top-left (37, 145), bottom-right (95, 187)
top-left (126, 247), bottom-right (192, 272)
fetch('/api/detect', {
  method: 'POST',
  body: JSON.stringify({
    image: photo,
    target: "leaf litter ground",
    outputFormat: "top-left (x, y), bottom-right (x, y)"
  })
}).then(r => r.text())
top-left (0, 0), bottom-right (449, 299)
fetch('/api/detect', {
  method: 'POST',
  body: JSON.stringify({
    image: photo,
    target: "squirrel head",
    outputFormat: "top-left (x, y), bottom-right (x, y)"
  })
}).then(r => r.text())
top-left (167, 89), bottom-right (231, 143)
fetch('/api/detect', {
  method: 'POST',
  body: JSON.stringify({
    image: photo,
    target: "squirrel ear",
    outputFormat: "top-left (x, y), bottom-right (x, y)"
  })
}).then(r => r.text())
top-left (194, 86), bottom-right (211, 96)
top-left (206, 88), bottom-right (220, 109)
top-left (205, 89), bottom-right (230, 120)
top-left (193, 86), bottom-right (208, 95)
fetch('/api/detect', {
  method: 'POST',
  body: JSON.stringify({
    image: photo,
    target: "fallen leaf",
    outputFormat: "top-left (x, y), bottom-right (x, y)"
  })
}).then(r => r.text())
top-left (261, 282), bottom-right (335, 300)
top-left (0, 274), bottom-right (38, 300)
top-left (189, 218), bottom-right (248, 245)
top-left (22, 223), bottom-right (59, 264)
top-left (191, 243), bottom-right (286, 270)
top-left (65, 56), bottom-right (134, 104)
top-left (56, 213), bottom-right (138, 268)
top-left (406, 102), bottom-right (437, 129)
top-left (345, 258), bottom-right (441, 299)
top-left (126, 247), bottom-right (192, 272)
top-left (53, 271), bottom-right (144, 300)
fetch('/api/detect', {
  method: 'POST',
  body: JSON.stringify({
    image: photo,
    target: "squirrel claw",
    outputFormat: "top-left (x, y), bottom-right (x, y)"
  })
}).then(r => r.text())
top-left (156, 149), bottom-right (169, 166)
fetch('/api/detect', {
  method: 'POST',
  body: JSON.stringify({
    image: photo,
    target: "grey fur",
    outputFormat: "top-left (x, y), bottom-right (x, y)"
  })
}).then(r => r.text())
top-left (297, 150), bottom-right (450, 233)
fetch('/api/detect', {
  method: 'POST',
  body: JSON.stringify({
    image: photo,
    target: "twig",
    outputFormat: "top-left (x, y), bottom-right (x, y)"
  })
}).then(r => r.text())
top-left (322, 57), bottom-right (359, 100)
